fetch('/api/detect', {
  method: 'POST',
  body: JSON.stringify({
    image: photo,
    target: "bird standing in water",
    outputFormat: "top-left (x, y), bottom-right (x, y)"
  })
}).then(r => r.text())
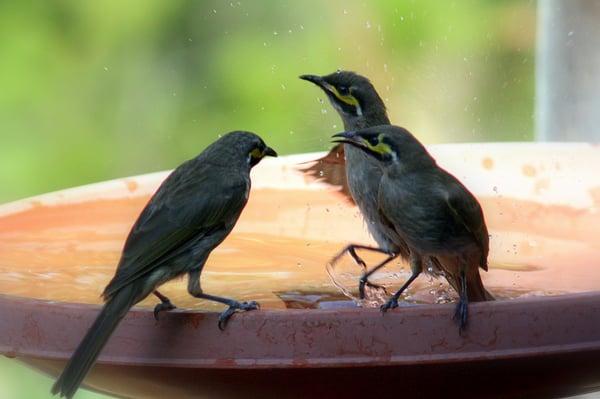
top-left (300, 71), bottom-right (411, 297)
top-left (332, 125), bottom-right (494, 331)
top-left (52, 131), bottom-right (277, 398)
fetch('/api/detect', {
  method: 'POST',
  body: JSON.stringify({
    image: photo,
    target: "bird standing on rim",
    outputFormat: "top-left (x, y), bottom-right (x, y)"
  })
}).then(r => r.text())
top-left (332, 125), bottom-right (494, 331)
top-left (300, 71), bottom-right (410, 297)
top-left (52, 131), bottom-right (277, 399)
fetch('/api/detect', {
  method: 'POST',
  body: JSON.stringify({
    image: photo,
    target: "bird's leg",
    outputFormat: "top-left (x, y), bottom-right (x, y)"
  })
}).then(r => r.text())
top-left (329, 244), bottom-right (393, 293)
top-left (329, 244), bottom-right (390, 270)
top-left (187, 270), bottom-right (259, 331)
top-left (153, 290), bottom-right (176, 321)
top-left (358, 253), bottom-right (397, 299)
top-left (453, 269), bottom-right (469, 334)
top-left (381, 256), bottom-right (422, 312)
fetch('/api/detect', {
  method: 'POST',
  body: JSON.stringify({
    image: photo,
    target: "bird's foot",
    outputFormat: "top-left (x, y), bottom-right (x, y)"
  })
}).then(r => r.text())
top-left (218, 301), bottom-right (260, 331)
top-left (358, 276), bottom-right (389, 299)
top-left (153, 300), bottom-right (176, 321)
top-left (453, 298), bottom-right (469, 335)
top-left (380, 297), bottom-right (399, 313)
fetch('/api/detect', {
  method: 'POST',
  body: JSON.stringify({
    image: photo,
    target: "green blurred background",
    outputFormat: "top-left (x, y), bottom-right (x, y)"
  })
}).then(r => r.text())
top-left (0, 0), bottom-right (535, 398)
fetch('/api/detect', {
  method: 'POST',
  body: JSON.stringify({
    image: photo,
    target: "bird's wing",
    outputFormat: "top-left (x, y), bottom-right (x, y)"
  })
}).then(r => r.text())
top-left (102, 162), bottom-right (248, 298)
top-left (298, 144), bottom-right (354, 204)
top-left (444, 181), bottom-right (489, 271)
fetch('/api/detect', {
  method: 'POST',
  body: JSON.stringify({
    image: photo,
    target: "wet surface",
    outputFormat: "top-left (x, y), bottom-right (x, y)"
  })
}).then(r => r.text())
top-left (0, 188), bottom-right (599, 312)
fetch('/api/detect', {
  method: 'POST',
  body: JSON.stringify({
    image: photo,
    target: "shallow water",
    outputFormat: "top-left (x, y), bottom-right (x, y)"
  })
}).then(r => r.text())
top-left (0, 189), bottom-right (599, 311)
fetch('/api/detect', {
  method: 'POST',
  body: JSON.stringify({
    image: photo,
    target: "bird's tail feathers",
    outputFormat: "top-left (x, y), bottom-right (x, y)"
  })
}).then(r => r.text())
top-left (51, 286), bottom-right (138, 398)
top-left (431, 256), bottom-right (494, 302)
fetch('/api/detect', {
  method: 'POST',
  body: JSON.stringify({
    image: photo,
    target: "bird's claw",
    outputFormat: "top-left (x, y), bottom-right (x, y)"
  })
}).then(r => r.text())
top-left (453, 299), bottom-right (468, 334)
top-left (218, 301), bottom-right (260, 331)
top-left (380, 297), bottom-right (399, 313)
top-left (153, 300), bottom-right (176, 321)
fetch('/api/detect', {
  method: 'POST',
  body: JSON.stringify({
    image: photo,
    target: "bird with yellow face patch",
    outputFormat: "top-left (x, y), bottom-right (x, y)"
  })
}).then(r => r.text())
top-left (51, 131), bottom-right (277, 399)
top-left (300, 71), bottom-right (412, 298)
top-left (332, 125), bottom-right (494, 332)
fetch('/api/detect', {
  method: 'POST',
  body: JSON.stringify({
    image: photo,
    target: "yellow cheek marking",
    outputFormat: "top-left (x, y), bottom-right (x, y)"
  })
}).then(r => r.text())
top-left (371, 142), bottom-right (392, 154)
top-left (365, 134), bottom-right (392, 154)
top-left (250, 148), bottom-right (263, 159)
top-left (323, 83), bottom-right (360, 107)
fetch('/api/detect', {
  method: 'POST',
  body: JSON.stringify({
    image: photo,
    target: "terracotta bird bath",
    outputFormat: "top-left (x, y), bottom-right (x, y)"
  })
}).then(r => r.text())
top-left (1, 143), bottom-right (600, 398)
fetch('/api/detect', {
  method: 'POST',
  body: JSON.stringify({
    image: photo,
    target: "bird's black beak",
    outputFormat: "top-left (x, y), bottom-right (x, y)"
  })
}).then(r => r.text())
top-left (331, 131), bottom-right (363, 147)
top-left (299, 74), bottom-right (325, 88)
top-left (264, 146), bottom-right (278, 157)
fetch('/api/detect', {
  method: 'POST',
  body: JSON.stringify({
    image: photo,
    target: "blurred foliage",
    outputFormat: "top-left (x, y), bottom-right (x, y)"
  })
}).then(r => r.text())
top-left (0, 357), bottom-right (105, 399)
top-left (0, 1), bottom-right (534, 397)
top-left (0, 0), bottom-right (535, 203)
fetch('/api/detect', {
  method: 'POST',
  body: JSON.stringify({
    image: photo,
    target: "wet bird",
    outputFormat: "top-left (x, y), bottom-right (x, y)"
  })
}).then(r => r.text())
top-left (51, 131), bottom-right (277, 399)
top-left (332, 125), bottom-right (494, 331)
top-left (300, 71), bottom-right (410, 297)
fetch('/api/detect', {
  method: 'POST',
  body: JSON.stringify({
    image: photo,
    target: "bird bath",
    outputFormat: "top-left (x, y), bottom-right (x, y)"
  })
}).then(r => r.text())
top-left (1, 143), bottom-right (600, 398)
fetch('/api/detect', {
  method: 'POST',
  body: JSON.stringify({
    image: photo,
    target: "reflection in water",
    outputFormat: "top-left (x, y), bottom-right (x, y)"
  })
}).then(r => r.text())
top-left (0, 190), bottom-right (599, 312)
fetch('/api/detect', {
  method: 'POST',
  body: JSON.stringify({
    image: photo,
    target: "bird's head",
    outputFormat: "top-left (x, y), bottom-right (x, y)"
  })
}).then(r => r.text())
top-left (300, 70), bottom-right (388, 128)
top-left (216, 131), bottom-right (277, 168)
top-left (332, 125), bottom-right (431, 168)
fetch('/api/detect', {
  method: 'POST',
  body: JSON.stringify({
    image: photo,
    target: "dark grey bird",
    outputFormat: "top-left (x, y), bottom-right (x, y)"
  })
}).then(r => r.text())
top-left (332, 125), bottom-right (494, 331)
top-left (51, 131), bottom-right (277, 398)
top-left (300, 71), bottom-right (410, 297)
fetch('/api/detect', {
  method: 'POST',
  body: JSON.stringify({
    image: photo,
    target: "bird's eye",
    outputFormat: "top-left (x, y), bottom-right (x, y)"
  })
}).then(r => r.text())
top-left (337, 86), bottom-right (349, 95)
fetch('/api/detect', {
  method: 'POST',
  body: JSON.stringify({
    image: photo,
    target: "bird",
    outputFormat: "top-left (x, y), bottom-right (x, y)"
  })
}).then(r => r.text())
top-left (300, 71), bottom-right (410, 297)
top-left (332, 125), bottom-right (494, 332)
top-left (51, 131), bottom-right (277, 398)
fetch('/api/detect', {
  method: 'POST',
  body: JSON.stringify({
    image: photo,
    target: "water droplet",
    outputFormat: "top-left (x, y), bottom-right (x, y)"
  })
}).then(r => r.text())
top-left (332, 124), bottom-right (337, 128)
top-left (212, 9), bottom-right (217, 14)
top-left (273, 31), bottom-right (278, 35)
top-left (103, 66), bottom-right (109, 71)
top-left (281, 83), bottom-right (286, 90)
top-left (299, 24), bottom-right (304, 30)
top-left (318, 170), bottom-right (324, 177)
top-left (343, 9), bottom-right (348, 14)
top-left (321, 109), bottom-right (328, 114)
top-left (383, 63), bottom-right (388, 72)
top-left (365, 20), bottom-right (371, 29)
